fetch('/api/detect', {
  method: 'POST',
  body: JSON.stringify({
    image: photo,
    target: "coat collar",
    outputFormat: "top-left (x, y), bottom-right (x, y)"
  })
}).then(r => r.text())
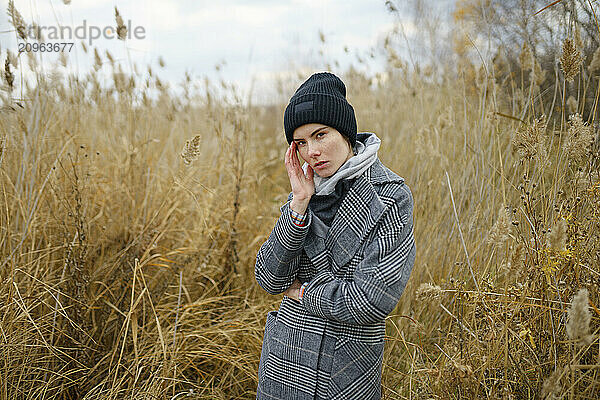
top-left (304, 158), bottom-right (404, 271)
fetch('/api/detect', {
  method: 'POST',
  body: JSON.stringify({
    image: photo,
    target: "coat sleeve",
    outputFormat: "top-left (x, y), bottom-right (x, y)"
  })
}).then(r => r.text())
top-left (300, 184), bottom-right (416, 325)
top-left (255, 192), bottom-right (313, 295)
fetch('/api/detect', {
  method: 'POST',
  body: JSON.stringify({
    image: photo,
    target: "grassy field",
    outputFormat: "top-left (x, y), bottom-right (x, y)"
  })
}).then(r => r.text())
top-left (1, 6), bottom-right (600, 399)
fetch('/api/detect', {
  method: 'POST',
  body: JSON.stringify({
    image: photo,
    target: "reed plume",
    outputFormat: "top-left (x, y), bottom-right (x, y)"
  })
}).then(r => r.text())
top-left (487, 207), bottom-right (511, 247)
top-left (115, 7), bottom-right (127, 40)
top-left (105, 50), bottom-right (114, 65)
top-left (560, 38), bottom-right (583, 82)
top-left (6, 49), bottom-right (17, 68)
top-left (181, 135), bottom-right (201, 165)
top-left (541, 368), bottom-right (563, 399)
top-left (532, 59), bottom-right (546, 86)
top-left (547, 218), bottom-right (567, 252)
top-left (588, 47), bottom-right (600, 73)
top-left (7, 0), bottom-right (27, 40)
top-left (564, 113), bottom-right (594, 167)
top-left (416, 283), bottom-right (442, 302)
top-left (93, 48), bottom-right (102, 71)
top-left (566, 96), bottom-right (577, 114)
top-left (4, 57), bottom-right (14, 91)
top-left (508, 242), bottom-right (525, 272)
top-left (519, 42), bottom-right (533, 71)
top-left (566, 288), bottom-right (593, 347)
top-left (512, 115), bottom-right (547, 162)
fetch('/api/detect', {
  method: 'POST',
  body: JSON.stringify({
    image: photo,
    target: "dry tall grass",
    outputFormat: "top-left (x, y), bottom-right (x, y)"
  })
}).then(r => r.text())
top-left (1, 5), bottom-right (599, 400)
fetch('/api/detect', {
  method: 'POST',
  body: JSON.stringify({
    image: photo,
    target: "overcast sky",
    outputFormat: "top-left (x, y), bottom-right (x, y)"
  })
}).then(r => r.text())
top-left (1, 1), bottom-right (430, 103)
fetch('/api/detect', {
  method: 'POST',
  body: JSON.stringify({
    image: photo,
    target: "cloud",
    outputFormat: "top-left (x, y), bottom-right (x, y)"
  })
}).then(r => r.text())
top-left (0, 0), bottom-right (400, 104)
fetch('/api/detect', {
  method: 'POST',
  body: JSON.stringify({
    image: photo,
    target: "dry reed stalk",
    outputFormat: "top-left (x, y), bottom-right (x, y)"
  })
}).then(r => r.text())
top-left (59, 52), bottom-right (68, 68)
top-left (574, 26), bottom-right (583, 50)
top-left (113, 64), bottom-right (126, 93)
top-left (2, 23), bottom-right (599, 397)
top-left (25, 49), bottom-right (36, 71)
top-left (170, 268), bottom-right (183, 396)
top-left (445, 171), bottom-right (479, 291)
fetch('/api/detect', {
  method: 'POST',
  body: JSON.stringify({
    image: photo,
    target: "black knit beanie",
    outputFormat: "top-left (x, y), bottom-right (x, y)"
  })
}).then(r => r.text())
top-left (284, 72), bottom-right (357, 148)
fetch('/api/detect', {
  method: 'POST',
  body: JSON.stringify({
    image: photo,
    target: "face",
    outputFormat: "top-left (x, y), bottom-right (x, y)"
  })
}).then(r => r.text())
top-left (292, 123), bottom-right (354, 178)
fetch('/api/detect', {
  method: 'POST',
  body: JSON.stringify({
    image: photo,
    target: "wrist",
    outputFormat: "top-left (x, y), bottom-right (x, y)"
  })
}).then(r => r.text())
top-left (290, 198), bottom-right (309, 214)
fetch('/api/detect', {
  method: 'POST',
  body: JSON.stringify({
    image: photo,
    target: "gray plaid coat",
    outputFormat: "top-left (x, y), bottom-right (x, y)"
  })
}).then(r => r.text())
top-left (255, 158), bottom-right (416, 400)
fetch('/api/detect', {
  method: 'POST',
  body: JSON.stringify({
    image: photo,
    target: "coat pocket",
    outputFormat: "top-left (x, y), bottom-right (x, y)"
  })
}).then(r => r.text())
top-left (327, 337), bottom-right (384, 400)
top-left (264, 317), bottom-right (321, 396)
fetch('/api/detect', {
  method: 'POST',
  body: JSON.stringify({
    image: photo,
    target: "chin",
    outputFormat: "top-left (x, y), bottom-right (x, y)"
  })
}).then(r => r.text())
top-left (316, 171), bottom-right (333, 178)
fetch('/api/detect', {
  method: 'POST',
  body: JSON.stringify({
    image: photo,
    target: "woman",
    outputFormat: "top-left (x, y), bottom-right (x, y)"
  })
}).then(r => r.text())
top-left (255, 72), bottom-right (416, 400)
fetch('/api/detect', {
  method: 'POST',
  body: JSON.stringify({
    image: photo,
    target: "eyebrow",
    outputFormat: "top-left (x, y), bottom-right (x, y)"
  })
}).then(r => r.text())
top-left (293, 127), bottom-right (327, 142)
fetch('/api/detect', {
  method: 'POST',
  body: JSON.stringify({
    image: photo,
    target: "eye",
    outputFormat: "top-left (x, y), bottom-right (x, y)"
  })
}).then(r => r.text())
top-left (316, 131), bottom-right (327, 138)
top-left (296, 140), bottom-right (305, 146)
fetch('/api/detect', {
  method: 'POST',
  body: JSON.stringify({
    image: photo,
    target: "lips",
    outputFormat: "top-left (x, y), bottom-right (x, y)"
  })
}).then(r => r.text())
top-left (314, 161), bottom-right (328, 168)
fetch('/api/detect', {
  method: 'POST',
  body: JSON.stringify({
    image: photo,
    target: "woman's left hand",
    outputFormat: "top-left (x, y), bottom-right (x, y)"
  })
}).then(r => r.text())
top-left (283, 278), bottom-right (302, 301)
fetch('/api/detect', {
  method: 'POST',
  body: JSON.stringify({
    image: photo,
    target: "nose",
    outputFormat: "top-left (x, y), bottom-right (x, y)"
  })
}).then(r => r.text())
top-left (307, 142), bottom-right (321, 158)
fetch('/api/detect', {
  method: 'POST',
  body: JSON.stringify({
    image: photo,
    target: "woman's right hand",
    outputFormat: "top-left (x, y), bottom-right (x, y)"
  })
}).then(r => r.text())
top-left (285, 141), bottom-right (314, 212)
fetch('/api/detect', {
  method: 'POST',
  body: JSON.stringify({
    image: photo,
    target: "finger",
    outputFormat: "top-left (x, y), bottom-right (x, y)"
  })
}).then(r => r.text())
top-left (292, 144), bottom-right (302, 172)
top-left (289, 142), bottom-right (296, 165)
top-left (307, 165), bottom-right (314, 181)
top-left (287, 150), bottom-right (297, 174)
top-left (291, 142), bottom-right (298, 160)
top-left (288, 144), bottom-right (297, 168)
top-left (290, 145), bottom-right (300, 172)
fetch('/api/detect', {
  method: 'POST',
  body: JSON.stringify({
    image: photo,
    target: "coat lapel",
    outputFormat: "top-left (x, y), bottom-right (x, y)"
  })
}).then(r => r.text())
top-left (325, 159), bottom-right (404, 272)
top-left (303, 158), bottom-right (405, 272)
top-left (325, 174), bottom-right (384, 272)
